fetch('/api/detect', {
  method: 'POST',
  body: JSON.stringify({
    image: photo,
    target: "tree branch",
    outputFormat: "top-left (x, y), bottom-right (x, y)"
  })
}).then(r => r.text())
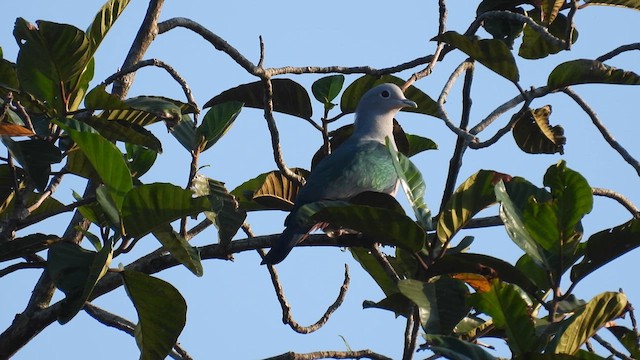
top-left (592, 187), bottom-right (640, 218)
top-left (596, 43), bottom-right (640, 62)
top-left (263, 350), bottom-right (392, 360)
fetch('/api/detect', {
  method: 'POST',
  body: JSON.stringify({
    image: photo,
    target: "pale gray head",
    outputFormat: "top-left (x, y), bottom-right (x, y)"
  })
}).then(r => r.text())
top-left (353, 83), bottom-right (417, 142)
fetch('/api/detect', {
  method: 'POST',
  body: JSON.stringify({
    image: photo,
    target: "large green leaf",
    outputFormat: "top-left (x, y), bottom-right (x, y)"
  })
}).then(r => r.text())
top-left (437, 170), bottom-right (508, 244)
top-left (121, 183), bottom-right (211, 238)
top-left (14, 19), bottom-right (92, 113)
top-left (122, 270), bottom-right (186, 360)
top-left (519, 12), bottom-right (578, 59)
top-left (309, 203), bottom-right (425, 251)
top-left (434, 31), bottom-right (519, 83)
top-left (550, 292), bottom-right (627, 355)
top-left (387, 139), bottom-right (432, 231)
top-left (196, 101), bottom-right (243, 151)
top-left (399, 278), bottom-right (470, 335)
top-left (204, 79), bottom-right (312, 119)
top-left (571, 218), bottom-right (640, 282)
top-left (48, 239), bottom-right (113, 324)
top-left (351, 247), bottom-right (399, 296)
top-left (58, 121), bottom-right (133, 209)
top-left (468, 280), bottom-right (536, 355)
top-left (340, 74), bottom-right (442, 118)
top-left (2, 138), bottom-right (62, 191)
top-left (585, 0), bottom-right (640, 9)
top-left (170, 114), bottom-right (197, 152)
top-left (548, 59), bottom-right (640, 89)
top-left (512, 106), bottom-right (565, 154)
top-left (86, 0), bottom-right (131, 51)
top-left (425, 334), bottom-right (497, 360)
top-left (406, 134), bottom-right (438, 157)
top-left (191, 175), bottom-right (246, 247)
top-left (98, 96), bottom-right (194, 127)
top-left (152, 224), bottom-right (203, 276)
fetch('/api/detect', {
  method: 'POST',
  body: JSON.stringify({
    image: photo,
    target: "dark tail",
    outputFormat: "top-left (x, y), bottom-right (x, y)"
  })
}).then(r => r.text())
top-left (261, 226), bottom-right (307, 265)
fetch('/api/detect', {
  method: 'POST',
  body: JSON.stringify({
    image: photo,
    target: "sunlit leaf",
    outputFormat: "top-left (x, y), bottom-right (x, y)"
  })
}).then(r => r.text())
top-left (0, 124), bottom-right (34, 136)
top-left (548, 59), bottom-right (640, 89)
top-left (231, 168), bottom-right (309, 211)
top-left (438, 170), bottom-right (509, 244)
top-left (122, 270), bottom-right (186, 360)
top-left (541, 0), bottom-right (565, 24)
top-left (204, 79), bottom-right (312, 119)
top-left (468, 280), bottom-right (536, 355)
top-left (86, 0), bottom-right (131, 51)
top-left (152, 224), bottom-right (203, 276)
top-left (196, 101), bottom-right (243, 151)
top-left (340, 74), bottom-right (442, 118)
top-left (571, 218), bottom-right (640, 282)
top-left (512, 106), bottom-right (565, 154)
top-left (550, 292), bottom-right (627, 355)
top-left (191, 175), bottom-right (246, 246)
top-left (98, 96), bottom-right (194, 127)
top-left (82, 116), bottom-right (163, 152)
top-left (434, 31), bottom-right (519, 82)
top-left (84, 84), bottom-right (129, 110)
top-left (48, 239), bottom-right (113, 324)
top-left (121, 183), bottom-right (210, 238)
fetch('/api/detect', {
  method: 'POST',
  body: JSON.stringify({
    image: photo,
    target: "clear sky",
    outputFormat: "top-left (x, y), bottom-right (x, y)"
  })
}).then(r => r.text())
top-left (1, 1), bottom-right (640, 359)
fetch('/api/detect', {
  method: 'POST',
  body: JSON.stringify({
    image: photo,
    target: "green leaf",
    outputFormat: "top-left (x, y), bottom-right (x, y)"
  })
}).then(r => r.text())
top-left (48, 240), bottom-right (113, 324)
top-left (204, 79), bottom-right (312, 119)
top-left (512, 106), bottom-right (566, 154)
top-left (438, 170), bottom-right (509, 244)
top-left (387, 139), bottom-right (432, 231)
top-left (519, 12), bottom-right (578, 59)
top-left (585, 0), bottom-right (640, 9)
top-left (350, 247), bottom-right (399, 295)
top-left (84, 84), bottom-right (129, 110)
top-left (550, 292), bottom-right (627, 354)
top-left (541, 0), bottom-right (565, 24)
top-left (548, 59), bottom-right (640, 89)
top-left (152, 224), bottom-right (203, 276)
top-left (191, 175), bottom-right (246, 247)
top-left (468, 280), bottom-right (536, 355)
top-left (311, 74), bottom-right (345, 107)
top-left (96, 185), bottom-right (121, 227)
top-left (86, 0), bottom-right (131, 51)
top-left (425, 252), bottom-right (542, 300)
top-left (405, 134), bottom-right (438, 157)
top-left (122, 183), bottom-right (211, 238)
top-left (399, 278), bottom-right (470, 335)
top-left (98, 96), bottom-right (193, 127)
top-left (82, 116), bottom-right (163, 152)
top-left (231, 168), bottom-right (309, 211)
top-left (425, 334), bottom-right (498, 360)
top-left (362, 293), bottom-right (414, 317)
top-left (125, 143), bottom-right (158, 178)
top-left (2, 138), bottom-right (62, 191)
top-left (14, 19), bottom-right (92, 114)
top-left (608, 326), bottom-right (640, 359)
top-left (122, 270), bottom-right (187, 360)
top-left (57, 120), bottom-right (133, 209)
top-left (170, 114), bottom-right (196, 152)
top-left (0, 233), bottom-right (59, 261)
top-left (495, 180), bottom-right (551, 269)
top-left (434, 31), bottom-right (519, 83)
top-left (0, 57), bottom-right (19, 90)
top-left (479, 6), bottom-right (525, 49)
top-left (196, 101), bottom-right (243, 151)
top-left (340, 74), bottom-right (442, 118)
top-left (571, 218), bottom-right (640, 282)
top-left (310, 204), bottom-right (425, 251)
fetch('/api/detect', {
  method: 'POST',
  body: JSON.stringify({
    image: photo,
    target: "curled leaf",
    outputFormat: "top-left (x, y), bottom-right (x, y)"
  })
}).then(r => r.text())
top-left (512, 106), bottom-right (566, 154)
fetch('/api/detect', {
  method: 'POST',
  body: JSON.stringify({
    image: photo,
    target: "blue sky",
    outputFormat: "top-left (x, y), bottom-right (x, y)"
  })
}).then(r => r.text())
top-left (2, 1), bottom-right (640, 359)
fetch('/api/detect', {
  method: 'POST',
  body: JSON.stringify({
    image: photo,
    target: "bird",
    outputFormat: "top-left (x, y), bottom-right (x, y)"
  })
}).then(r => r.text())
top-left (261, 83), bottom-right (417, 265)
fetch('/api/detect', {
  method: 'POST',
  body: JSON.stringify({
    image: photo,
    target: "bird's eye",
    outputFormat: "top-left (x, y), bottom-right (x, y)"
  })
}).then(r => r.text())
top-left (380, 90), bottom-right (390, 98)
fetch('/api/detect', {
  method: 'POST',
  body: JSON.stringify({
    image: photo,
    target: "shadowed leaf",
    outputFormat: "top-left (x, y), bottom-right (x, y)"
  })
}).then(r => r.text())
top-left (312, 74), bottom-right (345, 108)
top-left (512, 106), bottom-right (565, 154)
top-left (249, 168), bottom-right (309, 211)
top-left (340, 74), bottom-right (442, 118)
top-left (608, 326), bottom-right (640, 359)
top-left (204, 79), bottom-right (312, 119)
top-left (152, 224), bottom-right (203, 276)
top-left (0, 233), bottom-right (59, 261)
top-left (2, 138), bottom-right (62, 191)
top-left (83, 117), bottom-right (162, 152)
top-left (519, 12), bottom-right (578, 60)
top-left (122, 270), bottom-right (186, 360)
top-left (434, 31), bottom-right (519, 82)
top-left (351, 247), bottom-right (399, 295)
top-left (548, 59), bottom-right (640, 89)
top-left (196, 101), bottom-right (243, 151)
top-left (425, 334), bottom-right (498, 360)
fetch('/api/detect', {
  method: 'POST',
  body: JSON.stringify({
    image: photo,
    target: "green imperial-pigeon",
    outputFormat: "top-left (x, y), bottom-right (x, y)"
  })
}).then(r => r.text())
top-left (261, 83), bottom-right (417, 265)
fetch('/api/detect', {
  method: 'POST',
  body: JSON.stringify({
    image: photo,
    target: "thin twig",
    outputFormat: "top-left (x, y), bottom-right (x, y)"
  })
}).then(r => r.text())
top-left (370, 244), bottom-right (401, 282)
top-left (564, 0), bottom-right (578, 50)
top-left (25, 172), bottom-right (64, 214)
top-left (402, 306), bottom-right (421, 360)
top-left (592, 187), bottom-right (640, 218)
top-left (562, 88), bottom-right (640, 177)
top-left (469, 11), bottom-right (565, 49)
top-left (592, 333), bottom-right (634, 360)
top-left (469, 96), bottom-right (533, 150)
top-left (596, 43), bottom-right (640, 62)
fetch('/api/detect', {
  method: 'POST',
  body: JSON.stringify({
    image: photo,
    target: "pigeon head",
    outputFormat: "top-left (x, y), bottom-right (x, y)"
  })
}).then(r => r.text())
top-left (353, 83), bottom-right (417, 142)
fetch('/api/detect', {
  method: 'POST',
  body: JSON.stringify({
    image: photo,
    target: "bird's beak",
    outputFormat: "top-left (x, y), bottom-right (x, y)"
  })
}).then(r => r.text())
top-left (401, 99), bottom-right (418, 109)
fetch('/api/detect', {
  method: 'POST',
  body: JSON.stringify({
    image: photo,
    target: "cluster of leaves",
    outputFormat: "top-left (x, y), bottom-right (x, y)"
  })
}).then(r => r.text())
top-left (1, 0), bottom-right (640, 359)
